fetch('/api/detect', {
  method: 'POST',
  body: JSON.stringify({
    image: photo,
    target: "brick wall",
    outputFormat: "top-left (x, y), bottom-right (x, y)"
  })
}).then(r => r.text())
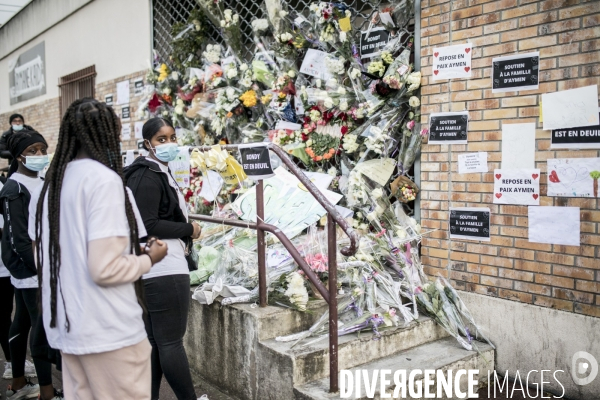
top-left (94, 70), bottom-right (147, 151)
top-left (0, 97), bottom-right (61, 167)
top-left (419, 0), bottom-right (600, 317)
top-left (0, 69), bottom-right (147, 166)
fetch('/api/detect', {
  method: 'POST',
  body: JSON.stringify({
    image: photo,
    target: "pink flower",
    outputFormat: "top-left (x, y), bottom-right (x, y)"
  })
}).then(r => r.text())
top-left (420, 128), bottom-right (429, 136)
top-left (407, 120), bottom-right (415, 130)
top-left (389, 308), bottom-right (396, 317)
top-left (305, 253), bottom-right (329, 273)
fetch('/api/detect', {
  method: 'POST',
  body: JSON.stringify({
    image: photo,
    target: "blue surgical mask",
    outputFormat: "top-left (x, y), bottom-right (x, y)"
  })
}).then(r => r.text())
top-left (12, 124), bottom-right (23, 131)
top-left (151, 143), bottom-right (179, 162)
top-left (21, 154), bottom-right (49, 172)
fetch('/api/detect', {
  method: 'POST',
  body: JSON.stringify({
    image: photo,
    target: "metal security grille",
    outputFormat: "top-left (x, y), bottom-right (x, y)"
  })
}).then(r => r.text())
top-left (152, 0), bottom-right (415, 62)
top-left (58, 65), bottom-right (97, 116)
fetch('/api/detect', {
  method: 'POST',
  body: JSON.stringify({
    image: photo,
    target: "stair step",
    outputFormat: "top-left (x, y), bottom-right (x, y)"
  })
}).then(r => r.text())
top-left (256, 316), bottom-right (449, 398)
top-left (293, 337), bottom-right (495, 400)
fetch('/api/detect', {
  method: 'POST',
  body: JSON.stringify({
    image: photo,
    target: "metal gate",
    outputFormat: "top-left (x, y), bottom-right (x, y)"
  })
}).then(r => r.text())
top-left (152, 0), bottom-right (415, 62)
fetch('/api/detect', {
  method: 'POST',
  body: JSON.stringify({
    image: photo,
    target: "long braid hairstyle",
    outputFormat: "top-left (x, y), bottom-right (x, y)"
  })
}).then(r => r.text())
top-left (35, 98), bottom-right (142, 330)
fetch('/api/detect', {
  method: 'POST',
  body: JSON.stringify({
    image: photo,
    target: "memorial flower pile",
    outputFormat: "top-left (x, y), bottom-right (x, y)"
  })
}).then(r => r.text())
top-left (134, 0), bottom-right (492, 351)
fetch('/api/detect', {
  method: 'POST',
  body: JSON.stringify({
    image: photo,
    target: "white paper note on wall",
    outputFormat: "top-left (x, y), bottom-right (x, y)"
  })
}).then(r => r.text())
top-left (134, 121), bottom-right (145, 139)
top-left (502, 123), bottom-right (535, 169)
top-left (458, 152), bottom-right (488, 174)
top-left (116, 80), bottom-right (130, 105)
top-left (547, 157), bottom-right (600, 198)
top-left (541, 85), bottom-right (599, 130)
top-left (528, 206), bottom-right (580, 246)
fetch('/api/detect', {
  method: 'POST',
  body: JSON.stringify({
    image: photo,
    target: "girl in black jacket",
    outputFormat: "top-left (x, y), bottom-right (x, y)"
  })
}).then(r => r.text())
top-left (0, 130), bottom-right (62, 400)
top-left (124, 118), bottom-right (201, 400)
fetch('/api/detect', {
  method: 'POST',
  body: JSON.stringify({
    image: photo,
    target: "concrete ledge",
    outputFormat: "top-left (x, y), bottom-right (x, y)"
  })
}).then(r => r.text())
top-left (459, 291), bottom-right (600, 400)
top-left (184, 291), bottom-right (327, 400)
top-left (294, 337), bottom-right (494, 400)
top-left (258, 316), bottom-right (449, 396)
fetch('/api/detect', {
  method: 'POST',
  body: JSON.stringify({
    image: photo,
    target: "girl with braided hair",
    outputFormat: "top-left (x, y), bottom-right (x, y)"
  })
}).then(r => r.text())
top-left (29, 98), bottom-right (168, 399)
top-left (0, 129), bottom-right (61, 400)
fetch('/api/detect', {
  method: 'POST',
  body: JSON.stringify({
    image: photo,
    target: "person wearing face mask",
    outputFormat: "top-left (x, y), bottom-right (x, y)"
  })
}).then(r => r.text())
top-left (124, 117), bottom-right (203, 400)
top-left (0, 130), bottom-right (63, 400)
top-left (0, 115), bottom-right (34, 160)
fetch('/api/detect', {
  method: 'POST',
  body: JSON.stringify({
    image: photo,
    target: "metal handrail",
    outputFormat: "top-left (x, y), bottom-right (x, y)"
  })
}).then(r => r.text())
top-left (188, 143), bottom-right (359, 393)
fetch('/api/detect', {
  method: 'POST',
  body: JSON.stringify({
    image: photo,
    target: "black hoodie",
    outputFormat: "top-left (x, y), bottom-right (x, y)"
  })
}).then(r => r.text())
top-left (124, 156), bottom-right (193, 240)
top-left (0, 179), bottom-right (36, 279)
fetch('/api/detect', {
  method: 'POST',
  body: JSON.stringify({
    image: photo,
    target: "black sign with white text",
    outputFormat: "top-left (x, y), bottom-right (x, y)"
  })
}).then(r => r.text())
top-left (134, 79), bottom-right (144, 96)
top-left (121, 106), bottom-right (130, 120)
top-left (449, 208), bottom-right (490, 241)
top-left (492, 52), bottom-right (539, 92)
top-left (429, 112), bottom-right (469, 144)
top-left (105, 94), bottom-right (113, 106)
top-left (551, 112), bottom-right (600, 149)
top-left (239, 145), bottom-right (274, 180)
top-left (360, 28), bottom-right (390, 59)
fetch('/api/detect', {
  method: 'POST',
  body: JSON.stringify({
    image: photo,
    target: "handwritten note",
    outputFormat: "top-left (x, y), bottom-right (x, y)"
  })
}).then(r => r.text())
top-left (116, 80), bottom-right (130, 105)
top-left (542, 85), bottom-right (599, 130)
top-left (547, 157), bottom-right (600, 198)
top-left (300, 49), bottom-right (333, 81)
top-left (458, 152), bottom-right (488, 174)
top-left (199, 170), bottom-right (223, 202)
top-left (168, 146), bottom-right (191, 187)
top-left (354, 158), bottom-right (396, 186)
top-left (502, 123), bottom-right (535, 170)
top-left (528, 206), bottom-right (580, 246)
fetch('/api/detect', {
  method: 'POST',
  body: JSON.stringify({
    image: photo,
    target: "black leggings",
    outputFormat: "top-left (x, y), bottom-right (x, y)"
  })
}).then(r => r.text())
top-left (144, 274), bottom-right (195, 400)
top-left (0, 276), bottom-right (13, 361)
top-left (9, 288), bottom-right (52, 386)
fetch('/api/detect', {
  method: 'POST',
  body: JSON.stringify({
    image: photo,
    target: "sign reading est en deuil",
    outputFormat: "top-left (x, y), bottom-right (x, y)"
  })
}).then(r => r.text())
top-left (359, 27), bottom-right (390, 59)
top-left (239, 144), bottom-right (274, 180)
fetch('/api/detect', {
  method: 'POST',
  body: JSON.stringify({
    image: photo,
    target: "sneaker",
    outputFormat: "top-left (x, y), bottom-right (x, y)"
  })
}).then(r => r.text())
top-left (5, 383), bottom-right (40, 399)
top-left (37, 389), bottom-right (64, 400)
top-left (3, 362), bottom-right (12, 379)
top-left (24, 361), bottom-right (36, 378)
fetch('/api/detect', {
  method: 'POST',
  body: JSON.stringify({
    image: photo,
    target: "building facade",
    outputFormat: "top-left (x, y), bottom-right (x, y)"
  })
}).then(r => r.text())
top-left (0, 0), bottom-right (152, 160)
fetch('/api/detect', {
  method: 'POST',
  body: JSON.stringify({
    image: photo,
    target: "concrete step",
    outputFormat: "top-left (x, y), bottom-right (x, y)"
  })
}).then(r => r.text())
top-left (185, 292), bottom-right (328, 400)
top-left (293, 337), bottom-right (495, 400)
top-left (255, 316), bottom-right (450, 399)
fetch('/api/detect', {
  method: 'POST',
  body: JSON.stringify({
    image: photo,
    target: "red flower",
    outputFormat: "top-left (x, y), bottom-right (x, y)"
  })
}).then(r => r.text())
top-left (340, 113), bottom-right (348, 121)
top-left (148, 93), bottom-right (162, 113)
top-left (283, 80), bottom-right (297, 96)
top-left (341, 125), bottom-right (349, 135)
top-left (301, 133), bottom-right (309, 141)
top-left (184, 189), bottom-right (193, 202)
top-left (323, 12), bottom-right (330, 19)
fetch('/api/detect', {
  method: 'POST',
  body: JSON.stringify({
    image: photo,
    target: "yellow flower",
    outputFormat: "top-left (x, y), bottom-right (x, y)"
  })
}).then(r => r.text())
top-left (278, 92), bottom-right (286, 100)
top-left (239, 90), bottom-right (258, 108)
top-left (261, 94), bottom-right (273, 104)
top-left (158, 64), bottom-right (169, 82)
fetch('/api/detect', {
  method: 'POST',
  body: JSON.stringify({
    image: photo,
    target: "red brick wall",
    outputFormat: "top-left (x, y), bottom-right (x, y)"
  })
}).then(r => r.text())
top-left (0, 69), bottom-right (146, 164)
top-left (419, 0), bottom-right (600, 317)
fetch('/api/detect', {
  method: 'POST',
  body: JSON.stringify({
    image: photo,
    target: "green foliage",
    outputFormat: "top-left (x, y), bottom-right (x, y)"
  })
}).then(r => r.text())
top-left (171, 8), bottom-right (208, 70)
top-left (590, 171), bottom-right (600, 180)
